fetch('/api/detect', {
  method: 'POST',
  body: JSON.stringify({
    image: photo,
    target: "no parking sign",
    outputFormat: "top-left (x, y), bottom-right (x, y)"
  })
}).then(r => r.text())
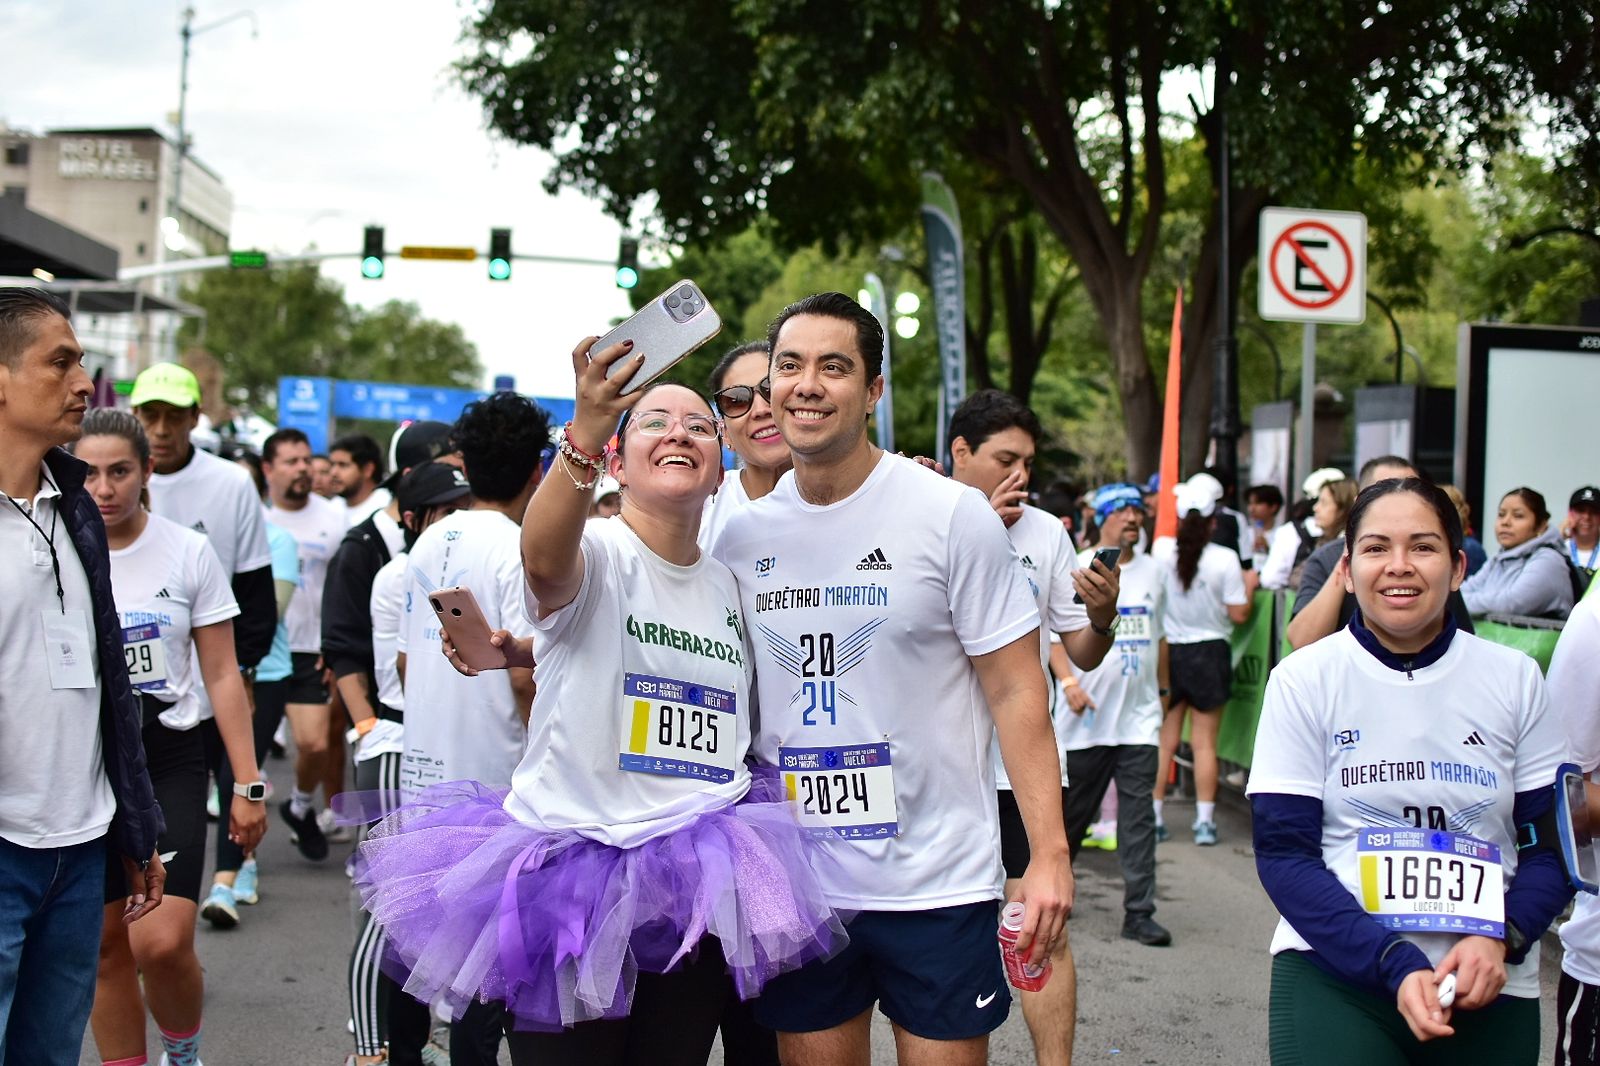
top-left (1257, 208), bottom-right (1367, 324)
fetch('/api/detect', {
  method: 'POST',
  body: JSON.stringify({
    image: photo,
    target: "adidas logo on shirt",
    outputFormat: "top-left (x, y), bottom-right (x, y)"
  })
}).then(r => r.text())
top-left (154, 588), bottom-right (173, 599)
top-left (1463, 730), bottom-right (1486, 746)
top-left (191, 520), bottom-right (208, 535)
top-left (857, 548), bottom-right (893, 571)
top-left (1019, 554), bottom-right (1037, 570)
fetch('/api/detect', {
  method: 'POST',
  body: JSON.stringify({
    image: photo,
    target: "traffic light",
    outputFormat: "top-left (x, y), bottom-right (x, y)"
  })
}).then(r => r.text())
top-left (616, 237), bottom-right (639, 289)
top-left (488, 228), bottom-right (512, 281)
top-left (361, 226), bottom-right (385, 279)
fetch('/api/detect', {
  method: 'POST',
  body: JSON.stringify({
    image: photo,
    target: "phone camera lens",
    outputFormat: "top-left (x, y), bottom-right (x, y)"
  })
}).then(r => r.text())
top-left (430, 598), bottom-right (442, 613)
top-left (678, 286), bottom-right (693, 300)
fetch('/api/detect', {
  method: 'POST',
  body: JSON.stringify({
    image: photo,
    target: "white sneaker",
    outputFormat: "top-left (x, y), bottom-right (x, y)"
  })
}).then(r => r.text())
top-left (318, 806), bottom-right (354, 844)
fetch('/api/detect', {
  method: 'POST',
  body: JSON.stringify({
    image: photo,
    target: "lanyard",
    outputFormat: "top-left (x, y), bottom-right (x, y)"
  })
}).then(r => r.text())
top-left (1572, 540), bottom-right (1600, 572)
top-left (7, 477), bottom-right (65, 613)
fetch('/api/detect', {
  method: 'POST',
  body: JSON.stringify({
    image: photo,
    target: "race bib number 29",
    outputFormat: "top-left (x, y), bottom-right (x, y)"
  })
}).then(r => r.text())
top-left (779, 742), bottom-right (898, 839)
top-left (1357, 827), bottom-right (1505, 938)
top-left (121, 623), bottom-right (168, 692)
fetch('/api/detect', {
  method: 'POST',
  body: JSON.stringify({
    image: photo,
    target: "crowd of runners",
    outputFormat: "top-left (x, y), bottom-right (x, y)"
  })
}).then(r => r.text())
top-left (3, 284), bottom-right (1600, 1066)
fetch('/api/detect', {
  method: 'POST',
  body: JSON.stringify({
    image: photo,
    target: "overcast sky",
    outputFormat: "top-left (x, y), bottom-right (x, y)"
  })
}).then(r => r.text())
top-left (4, 0), bottom-right (634, 400)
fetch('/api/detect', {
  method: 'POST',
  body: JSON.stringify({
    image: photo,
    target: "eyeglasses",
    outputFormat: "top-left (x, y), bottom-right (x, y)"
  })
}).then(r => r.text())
top-left (712, 378), bottom-right (772, 420)
top-left (627, 411), bottom-right (721, 441)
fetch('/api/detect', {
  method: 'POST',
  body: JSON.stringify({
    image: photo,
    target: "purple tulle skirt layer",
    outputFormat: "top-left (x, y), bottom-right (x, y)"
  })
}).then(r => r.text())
top-left (349, 778), bottom-right (848, 1032)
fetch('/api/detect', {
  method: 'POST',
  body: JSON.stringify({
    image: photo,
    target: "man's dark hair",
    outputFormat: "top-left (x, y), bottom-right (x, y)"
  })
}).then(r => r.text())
top-left (1357, 454), bottom-right (1418, 487)
top-left (329, 433), bottom-right (385, 483)
top-left (1247, 484), bottom-right (1284, 510)
top-left (708, 340), bottom-right (771, 393)
top-left (1202, 465), bottom-right (1236, 495)
top-left (0, 287), bottom-right (71, 368)
top-left (949, 389), bottom-right (1042, 453)
top-left (262, 427), bottom-right (309, 463)
top-left (766, 292), bottom-right (884, 381)
top-left (451, 392), bottom-right (552, 503)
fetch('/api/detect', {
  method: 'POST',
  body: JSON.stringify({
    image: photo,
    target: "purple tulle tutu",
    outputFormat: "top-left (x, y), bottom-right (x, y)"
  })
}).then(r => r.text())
top-left (349, 777), bottom-right (848, 1032)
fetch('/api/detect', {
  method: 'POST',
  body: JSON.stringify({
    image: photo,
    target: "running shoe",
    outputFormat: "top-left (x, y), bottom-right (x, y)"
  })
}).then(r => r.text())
top-left (270, 718), bottom-right (289, 759)
top-left (1193, 820), bottom-right (1218, 846)
top-left (318, 806), bottom-right (354, 844)
top-left (1083, 822), bottom-right (1118, 851)
top-left (205, 779), bottom-right (219, 820)
top-left (279, 800), bottom-right (330, 861)
top-left (233, 858), bottom-right (259, 905)
top-left (159, 1057), bottom-right (202, 1066)
top-left (1121, 914), bottom-right (1173, 947)
top-left (1155, 823), bottom-right (1170, 844)
top-left (200, 883), bottom-right (238, 930)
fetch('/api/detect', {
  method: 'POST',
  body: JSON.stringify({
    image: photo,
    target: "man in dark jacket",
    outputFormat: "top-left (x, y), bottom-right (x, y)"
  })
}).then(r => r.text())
top-left (0, 287), bottom-right (165, 1065)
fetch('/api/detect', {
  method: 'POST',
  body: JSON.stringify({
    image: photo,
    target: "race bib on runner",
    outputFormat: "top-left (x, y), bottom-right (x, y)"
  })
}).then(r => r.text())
top-left (619, 673), bottom-right (738, 783)
top-left (1356, 827), bottom-right (1505, 938)
top-left (1116, 605), bottom-right (1152, 646)
top-left (121, 623), bottom-right (169, 692)
top-left (779, 742), bottom-right (898, 839)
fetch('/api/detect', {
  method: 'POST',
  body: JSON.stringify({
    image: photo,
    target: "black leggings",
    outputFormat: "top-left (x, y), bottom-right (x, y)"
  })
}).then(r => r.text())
top-left (503, 940), bottom-right (730, 1066)
top-left (214, 678), bottom-right (288, 873)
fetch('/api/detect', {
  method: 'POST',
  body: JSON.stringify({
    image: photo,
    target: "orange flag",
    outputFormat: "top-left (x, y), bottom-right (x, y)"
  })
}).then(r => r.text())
top-left (1154, 285), bottom-right (1183, 541)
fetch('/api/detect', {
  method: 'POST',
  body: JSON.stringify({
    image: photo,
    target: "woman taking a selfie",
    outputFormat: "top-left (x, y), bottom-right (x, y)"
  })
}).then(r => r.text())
top-left (76, 410), bottom-right (266, 1066)
top-left (1249, 478), bottom-right (1570, 1065)
top-left (352, 337), bottom-right (843, 1066)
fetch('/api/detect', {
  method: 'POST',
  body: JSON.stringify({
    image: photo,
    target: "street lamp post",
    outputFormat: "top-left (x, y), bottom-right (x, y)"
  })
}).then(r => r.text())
top-left (165, 5), bottom-right (257, 254)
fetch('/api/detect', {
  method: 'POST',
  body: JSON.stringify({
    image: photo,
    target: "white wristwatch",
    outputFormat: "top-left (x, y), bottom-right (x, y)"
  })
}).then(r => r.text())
top-left (233, 780), bottom-right (266, 802)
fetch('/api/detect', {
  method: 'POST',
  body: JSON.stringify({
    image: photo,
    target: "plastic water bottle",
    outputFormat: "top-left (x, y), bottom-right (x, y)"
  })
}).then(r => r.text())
top-left (998, 901), bottom-right (1052, 991)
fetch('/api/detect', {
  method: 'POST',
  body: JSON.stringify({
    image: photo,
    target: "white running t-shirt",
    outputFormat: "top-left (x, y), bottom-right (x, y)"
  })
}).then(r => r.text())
top-left (1551, 593), bottom-right (1600, 984)
top-left (397, 508), bottom-right (533, 797)
top-left (370, 551), bottom-right (407, 712)
top-left (268, 493), bottom-right (348, 654)
top-left (1248, 629), bottom-right (1563, 999)
top-left (715, 452), bottom-right (1041, 909)
top-left (109, 515), bottom-right (240, 731)
top-left (148, 447), bottom-right (272, 577)
top-left (697, 467), bottom-right (752, 553)
top-left (992, 503), bottom-right (1087, 789)
top-left (1059, 549), bottom-right (1165, 749)
top-left (1152, 538), bottom-right (1247, 644)
top-left (507, 519), bottom-right (753, 847)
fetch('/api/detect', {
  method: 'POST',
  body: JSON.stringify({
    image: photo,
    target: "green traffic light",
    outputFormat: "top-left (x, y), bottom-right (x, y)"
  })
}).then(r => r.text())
top-left (361, 255), bottom-right (385, 279)
top-left (489, 257), bottom-right (512, 281)
top-left (615, 266), bottom-right (639, 289)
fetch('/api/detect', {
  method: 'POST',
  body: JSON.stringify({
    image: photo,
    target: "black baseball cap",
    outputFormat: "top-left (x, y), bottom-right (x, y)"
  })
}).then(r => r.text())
top-left (1572, 486), bottom-right (1600, 510)
top-left (383, 420), bottom-right (452, 489)
top-left (396, 460), bottom-right (471, 515)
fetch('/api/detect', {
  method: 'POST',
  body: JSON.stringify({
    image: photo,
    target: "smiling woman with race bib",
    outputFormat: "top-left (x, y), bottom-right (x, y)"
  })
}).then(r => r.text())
top-left (1248, 478), bottom-right (1572, 1065)
top-left (350, 337), bottom-right (844, 1065)
top-left (74, 409), bottom-right (266, 1066)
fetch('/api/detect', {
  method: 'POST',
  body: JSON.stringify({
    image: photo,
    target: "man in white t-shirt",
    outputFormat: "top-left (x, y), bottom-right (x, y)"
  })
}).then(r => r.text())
top-left (329, 432), bottom-right (391, 527)
top-left (131, 364), bottom-right (276, 680)
top-left (715, 293), bottom-right (1082, 1066)
top-left (1059, 484), bottom-right (1171, 949)
top-left (948, 388), bottom-right (1118, 1066)
top-left (0, 288), bottom-right (164, 1063)
top-left (396, 393), bottom-right (546, 1061)
top-left (262, 428), bottom-right (350, 860)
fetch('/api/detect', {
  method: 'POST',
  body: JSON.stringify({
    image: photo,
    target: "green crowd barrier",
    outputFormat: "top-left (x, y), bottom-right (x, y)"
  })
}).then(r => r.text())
top-left (1474, 615), bottom-right (1565, 674)
top-left (1217, 589), bottom-right (1278, 769)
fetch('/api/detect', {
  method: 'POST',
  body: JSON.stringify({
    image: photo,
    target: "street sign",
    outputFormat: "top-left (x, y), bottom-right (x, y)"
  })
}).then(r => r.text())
top-left (1257, 208), bottom-right (1367, 324)
top-left (398, 245), bottom-right (477, 262)
top-left (228, 249), bottom-right (268, 269)
top-left (277, 376), bottom-right (332, 454)
top-left (333, 380), bottom-right (484, 423)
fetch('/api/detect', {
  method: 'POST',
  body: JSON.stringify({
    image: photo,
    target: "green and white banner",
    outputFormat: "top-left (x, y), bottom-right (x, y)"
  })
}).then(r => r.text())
top-left (920, 172), bottom-right (965, 462)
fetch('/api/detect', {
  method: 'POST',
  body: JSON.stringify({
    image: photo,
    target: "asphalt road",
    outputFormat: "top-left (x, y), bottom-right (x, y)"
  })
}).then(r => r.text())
top-left (79, 788), bottom-right (1567, 1065)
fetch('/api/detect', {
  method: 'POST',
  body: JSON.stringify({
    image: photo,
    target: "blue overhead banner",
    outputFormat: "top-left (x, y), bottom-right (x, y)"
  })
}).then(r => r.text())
top-left (921, 172), bottom-right (966, 463)
top-left (277, 377), bottom-right (333, 454)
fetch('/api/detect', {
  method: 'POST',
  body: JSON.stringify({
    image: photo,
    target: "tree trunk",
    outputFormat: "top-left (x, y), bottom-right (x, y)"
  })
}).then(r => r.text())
top-left (1107, 293), bottom-right (1162, 479)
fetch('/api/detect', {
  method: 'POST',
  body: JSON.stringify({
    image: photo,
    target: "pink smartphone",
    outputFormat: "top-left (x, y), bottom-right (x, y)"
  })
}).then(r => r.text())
top-left (429, 586), bottom-right (508, 670)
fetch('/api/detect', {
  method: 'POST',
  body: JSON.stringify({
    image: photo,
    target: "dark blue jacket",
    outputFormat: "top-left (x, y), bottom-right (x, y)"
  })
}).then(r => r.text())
top-left (46, 446), bottom-right (163, 863)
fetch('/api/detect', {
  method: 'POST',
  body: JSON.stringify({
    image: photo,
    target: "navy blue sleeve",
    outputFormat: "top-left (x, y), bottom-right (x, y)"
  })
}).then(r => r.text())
top-left (1505, 785), bottom-right (1575, 964)
top-left (1252, 792), bottom-right (1433, 997)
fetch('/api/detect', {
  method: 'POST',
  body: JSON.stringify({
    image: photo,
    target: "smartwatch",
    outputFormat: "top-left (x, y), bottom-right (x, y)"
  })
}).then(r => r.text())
top-left (233, 780), bottom-right (267, 802)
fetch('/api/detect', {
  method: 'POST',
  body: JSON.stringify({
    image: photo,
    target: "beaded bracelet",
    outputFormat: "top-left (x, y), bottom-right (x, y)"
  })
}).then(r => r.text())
top-left (561, 422), bottom-right (605, 468)
top-left (556, 451), bottom-right (601, 491)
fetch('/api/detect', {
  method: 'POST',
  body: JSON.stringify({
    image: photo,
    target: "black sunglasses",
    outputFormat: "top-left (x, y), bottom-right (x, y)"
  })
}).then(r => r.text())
top-left (712, 378), bottom-right (772, 420)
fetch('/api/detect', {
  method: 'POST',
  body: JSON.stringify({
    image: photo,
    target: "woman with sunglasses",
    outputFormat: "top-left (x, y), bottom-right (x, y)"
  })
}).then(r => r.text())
top-left (701, 340), bottom-right (789, 550)
top-left (352, 337), bottom-right (844, 1066)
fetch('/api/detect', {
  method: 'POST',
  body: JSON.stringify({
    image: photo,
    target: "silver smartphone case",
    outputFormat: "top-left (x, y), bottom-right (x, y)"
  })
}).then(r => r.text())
top-left (599, 279), bottom-right (723, 394)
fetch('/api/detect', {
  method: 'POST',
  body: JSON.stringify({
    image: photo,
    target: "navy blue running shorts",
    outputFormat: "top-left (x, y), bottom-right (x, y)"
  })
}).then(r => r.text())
top-left (752, 901), bottom-right (1011, 1040)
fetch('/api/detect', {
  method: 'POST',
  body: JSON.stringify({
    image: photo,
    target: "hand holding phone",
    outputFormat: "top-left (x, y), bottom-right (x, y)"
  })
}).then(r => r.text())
top-left (597, 280), bottom-right (722, 395)
top-left (1074, 547), bottom-right (1123, 604)
top-left (430, 587), bottom-right (509, 672)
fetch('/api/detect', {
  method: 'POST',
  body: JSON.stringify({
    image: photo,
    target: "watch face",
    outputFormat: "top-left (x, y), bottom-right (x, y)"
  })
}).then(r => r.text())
top-left (238, 782), bottom-right (266, 801)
